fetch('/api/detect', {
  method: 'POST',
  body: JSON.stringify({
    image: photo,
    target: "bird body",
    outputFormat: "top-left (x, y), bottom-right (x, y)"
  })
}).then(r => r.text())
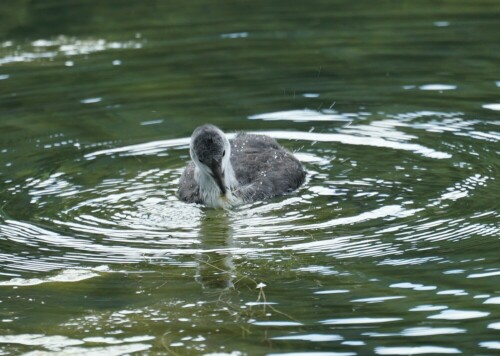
top-left (178, 125), bottom-right (305, 208)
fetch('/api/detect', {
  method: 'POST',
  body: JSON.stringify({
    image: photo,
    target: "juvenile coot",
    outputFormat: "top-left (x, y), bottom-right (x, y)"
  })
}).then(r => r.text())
top-left (178, 124), bottom-right (305, 208)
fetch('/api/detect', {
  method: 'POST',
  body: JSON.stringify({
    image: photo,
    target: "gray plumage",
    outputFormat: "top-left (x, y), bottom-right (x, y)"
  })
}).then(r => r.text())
top-left (178, 124), bottom-right (305, 208)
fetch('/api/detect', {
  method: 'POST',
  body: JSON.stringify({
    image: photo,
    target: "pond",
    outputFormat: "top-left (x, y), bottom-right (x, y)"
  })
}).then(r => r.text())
top-left (0, 0), bottom-right (499, 354)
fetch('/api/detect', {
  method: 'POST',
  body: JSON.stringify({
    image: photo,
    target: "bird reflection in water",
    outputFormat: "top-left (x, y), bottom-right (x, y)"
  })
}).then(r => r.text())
top-left (195, 210), bottom-right (236, 290)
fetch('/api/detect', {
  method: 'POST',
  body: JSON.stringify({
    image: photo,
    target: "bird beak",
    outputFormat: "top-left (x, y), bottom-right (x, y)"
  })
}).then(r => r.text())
top-left (210, 159), bottom-right (226, 195)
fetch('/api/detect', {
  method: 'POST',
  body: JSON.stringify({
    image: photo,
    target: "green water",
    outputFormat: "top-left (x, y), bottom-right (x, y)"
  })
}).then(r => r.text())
top-left (1, 0), bottom-right (499, 355)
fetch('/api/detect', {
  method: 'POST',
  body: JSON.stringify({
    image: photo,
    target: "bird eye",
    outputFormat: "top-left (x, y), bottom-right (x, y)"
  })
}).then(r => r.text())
top-left (222, 150), bottom-right (226, 157)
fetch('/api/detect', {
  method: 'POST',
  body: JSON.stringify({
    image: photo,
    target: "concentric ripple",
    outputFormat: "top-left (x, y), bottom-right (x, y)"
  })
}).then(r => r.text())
top-left (1, 1), bottom-right (499, 353)
top-left (1, 109), bottom-right (498, 278)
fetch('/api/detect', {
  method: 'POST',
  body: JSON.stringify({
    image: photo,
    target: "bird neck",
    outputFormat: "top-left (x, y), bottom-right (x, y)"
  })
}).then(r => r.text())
top-left (222, 162), bottom-right (239, 189)
top-left (195, 162), bottom-right (241, 208)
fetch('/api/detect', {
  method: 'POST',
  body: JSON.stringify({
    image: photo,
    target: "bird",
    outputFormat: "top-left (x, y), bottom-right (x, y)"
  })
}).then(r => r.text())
top-left (177, 124), bottom-right (306, 208)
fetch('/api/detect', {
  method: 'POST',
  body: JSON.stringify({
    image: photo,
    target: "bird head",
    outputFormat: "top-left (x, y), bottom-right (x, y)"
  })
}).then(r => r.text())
top-left (190, 125), bottom-right (231, 195)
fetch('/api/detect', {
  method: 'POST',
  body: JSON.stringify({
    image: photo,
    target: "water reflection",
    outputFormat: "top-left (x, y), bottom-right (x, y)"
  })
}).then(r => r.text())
top-left (0, 30), bottom-right (499, 353)
top-left (419, 84), bottom-right (457, 91)
top-left (1, 106), bottom-right (498, 277)
top-left (0, 266), bottom-right (106, 287)
top-left (0, 334), bottom-right (152, 355)
top-left (3, 0), bottom-right (500, 354)
top-left (375, 346), bottom-right (461, 355)
top-left (195, 211), bottom-right (236, 290)
top-left (0, 36), bottom-right (142, 66)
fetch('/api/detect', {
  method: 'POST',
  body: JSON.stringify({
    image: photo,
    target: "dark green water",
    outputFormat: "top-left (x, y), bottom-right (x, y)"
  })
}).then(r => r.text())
top-left (1, 0), bottom-right (499, 355)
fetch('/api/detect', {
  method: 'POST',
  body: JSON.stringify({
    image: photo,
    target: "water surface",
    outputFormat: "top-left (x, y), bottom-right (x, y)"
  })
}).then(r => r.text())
top-left (0, 0), bottom-right (499, 354)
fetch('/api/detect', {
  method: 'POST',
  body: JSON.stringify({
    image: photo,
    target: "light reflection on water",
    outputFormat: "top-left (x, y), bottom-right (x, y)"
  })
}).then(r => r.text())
top-left (1, 1), bottom-right (499, 354)
top-left (1, 105), bottom-right (498, 353)
top-left (0, 36), bottom-right (143, 66)
top-left (4, 112), bottom-right (496, 271)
